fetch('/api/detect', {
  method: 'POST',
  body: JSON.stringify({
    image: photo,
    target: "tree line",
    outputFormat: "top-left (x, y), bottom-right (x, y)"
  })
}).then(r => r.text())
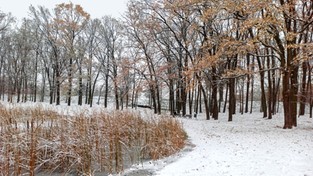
top-left (0, 0), bottom-right (312, 129)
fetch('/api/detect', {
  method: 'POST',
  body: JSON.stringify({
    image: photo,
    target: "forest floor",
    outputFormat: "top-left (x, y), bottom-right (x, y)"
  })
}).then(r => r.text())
top-left (123, 111), bottom-right (313, 176)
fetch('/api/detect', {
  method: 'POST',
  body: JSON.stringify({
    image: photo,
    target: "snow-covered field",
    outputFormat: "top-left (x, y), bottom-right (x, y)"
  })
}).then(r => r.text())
top-left (124, 112), bottom-right (313, 176)
top-left (1, 101), bottom-right (313, 176)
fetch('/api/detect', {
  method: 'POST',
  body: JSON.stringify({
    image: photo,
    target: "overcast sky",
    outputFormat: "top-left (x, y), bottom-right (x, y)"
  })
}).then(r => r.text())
top-left (0, 0), bottom-right (128, 20)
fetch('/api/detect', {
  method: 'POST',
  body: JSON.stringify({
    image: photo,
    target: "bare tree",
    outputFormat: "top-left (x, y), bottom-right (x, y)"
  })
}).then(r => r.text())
top-left (54, 3), bottom-right (90, 106)
top-left (97, 16), bottom-right (125, 110)
top-left (30, 6), bottom-right (65, 105)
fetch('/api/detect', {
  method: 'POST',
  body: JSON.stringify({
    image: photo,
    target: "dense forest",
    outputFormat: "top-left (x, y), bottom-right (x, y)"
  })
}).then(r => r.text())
top-left (0, 0), bottom-right (312, 129)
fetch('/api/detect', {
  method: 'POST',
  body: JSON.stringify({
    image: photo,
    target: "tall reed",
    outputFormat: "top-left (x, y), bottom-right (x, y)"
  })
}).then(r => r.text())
top-left (0, 104), bottom-right (186, 175)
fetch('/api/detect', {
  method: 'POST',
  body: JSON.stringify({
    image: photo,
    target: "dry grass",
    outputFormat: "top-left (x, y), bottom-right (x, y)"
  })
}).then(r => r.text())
top-left (0, 104), bottom-right (186, 175)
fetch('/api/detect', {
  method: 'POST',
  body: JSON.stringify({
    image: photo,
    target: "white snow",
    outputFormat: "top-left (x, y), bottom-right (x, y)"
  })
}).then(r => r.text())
top-left (124, 112), bottom-right (313, 176)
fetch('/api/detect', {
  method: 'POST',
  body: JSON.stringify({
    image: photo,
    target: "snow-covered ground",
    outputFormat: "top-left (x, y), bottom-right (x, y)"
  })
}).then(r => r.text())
top-left (124, 112), bottom-right (313, 176)
top-left (2, 101), bottom-right (312, 176)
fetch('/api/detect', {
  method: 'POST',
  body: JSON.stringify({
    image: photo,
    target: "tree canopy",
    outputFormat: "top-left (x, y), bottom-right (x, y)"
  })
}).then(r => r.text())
top-left (0, 0), bottom-right (313, 128)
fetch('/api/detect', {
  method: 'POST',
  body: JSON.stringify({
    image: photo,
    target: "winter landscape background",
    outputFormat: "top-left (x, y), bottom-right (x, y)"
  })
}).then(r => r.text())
top-left (1, 0), bottom-right (313, 175)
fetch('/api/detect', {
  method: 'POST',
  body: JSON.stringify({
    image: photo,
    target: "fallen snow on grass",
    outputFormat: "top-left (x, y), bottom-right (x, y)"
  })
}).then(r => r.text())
top-left (125, 112), bottom-right (313, 176)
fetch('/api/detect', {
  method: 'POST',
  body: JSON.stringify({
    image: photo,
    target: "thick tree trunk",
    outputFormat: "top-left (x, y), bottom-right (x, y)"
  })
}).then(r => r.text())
top-left (282, 70), bottom-right (292, 128)
top-left (290, 65), bottom-right (298, 126)
top-left (283, 47), bottom-right (298, 129)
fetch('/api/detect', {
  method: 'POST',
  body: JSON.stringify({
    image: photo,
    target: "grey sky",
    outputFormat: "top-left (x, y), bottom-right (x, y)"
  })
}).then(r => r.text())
top-left (0, 0), bottom-right (128, 20)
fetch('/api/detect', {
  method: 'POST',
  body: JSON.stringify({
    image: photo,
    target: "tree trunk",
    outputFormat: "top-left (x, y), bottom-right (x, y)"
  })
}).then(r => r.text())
top-left (33, 51), bottom-right (38, 102)
top-left (56, 68), bottom-right (61, 105)
top-left (89, 68), bottom-right (101, 107)
top-left (67, 58), bottom-right (73, 106)
top-left (194, 84), bottom-right (200, 115)
top-left (218, 83), bottom-right (224, 113)
top-left (104, 73), bottom-right (109, 108)
top-left (271, 54), bottom-right (278, 115)
top-left (228, 78), bottom-right (235, 122)
top-left (78, 67), bottom-right (83, 106)
top-left (299, 62), bottom-right (308, 116)
top-left (156, 84), bottom-right (161, 114)
top-left (245, 55), bottom-right (250, 113)
top-left (283, 46), bottom-right (298, 129)
top-left (17, 78), bottom-right (22, 103)
top-left (250, 57), bottom-right (255, 114)
top-left (176, 82), bottom-right (181, 114)
top-left (257, 55), bottom-right (267, 117)
top-left (200, 82), bottom-right (210, 120)
top-left (189, 89), bottom-right (193, 116)
top-left (308, 67), bottom-right (312, 118)
top-left (223, 85), bottom-right (228, 113)
top-left (211, 67), bottom-right (218, 120)
top-left (85, 82), bottom-right (89, 104)
top-left (169, 79), bottom-right (175, 115)
top-left (240, 82), bottom-right (244, 115)
top-left (267, 53), bottom-right (272, 119)
top-left (181, 80), bottom-right (187, 116)
top-left (87, 67), bottom-right (93, 105)
top-left (23, 78), bottom-right (28, 102)
top-left (114, 78), bottom-right (119, 110)
top-left (40, 69), bottom-right (45, 102)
